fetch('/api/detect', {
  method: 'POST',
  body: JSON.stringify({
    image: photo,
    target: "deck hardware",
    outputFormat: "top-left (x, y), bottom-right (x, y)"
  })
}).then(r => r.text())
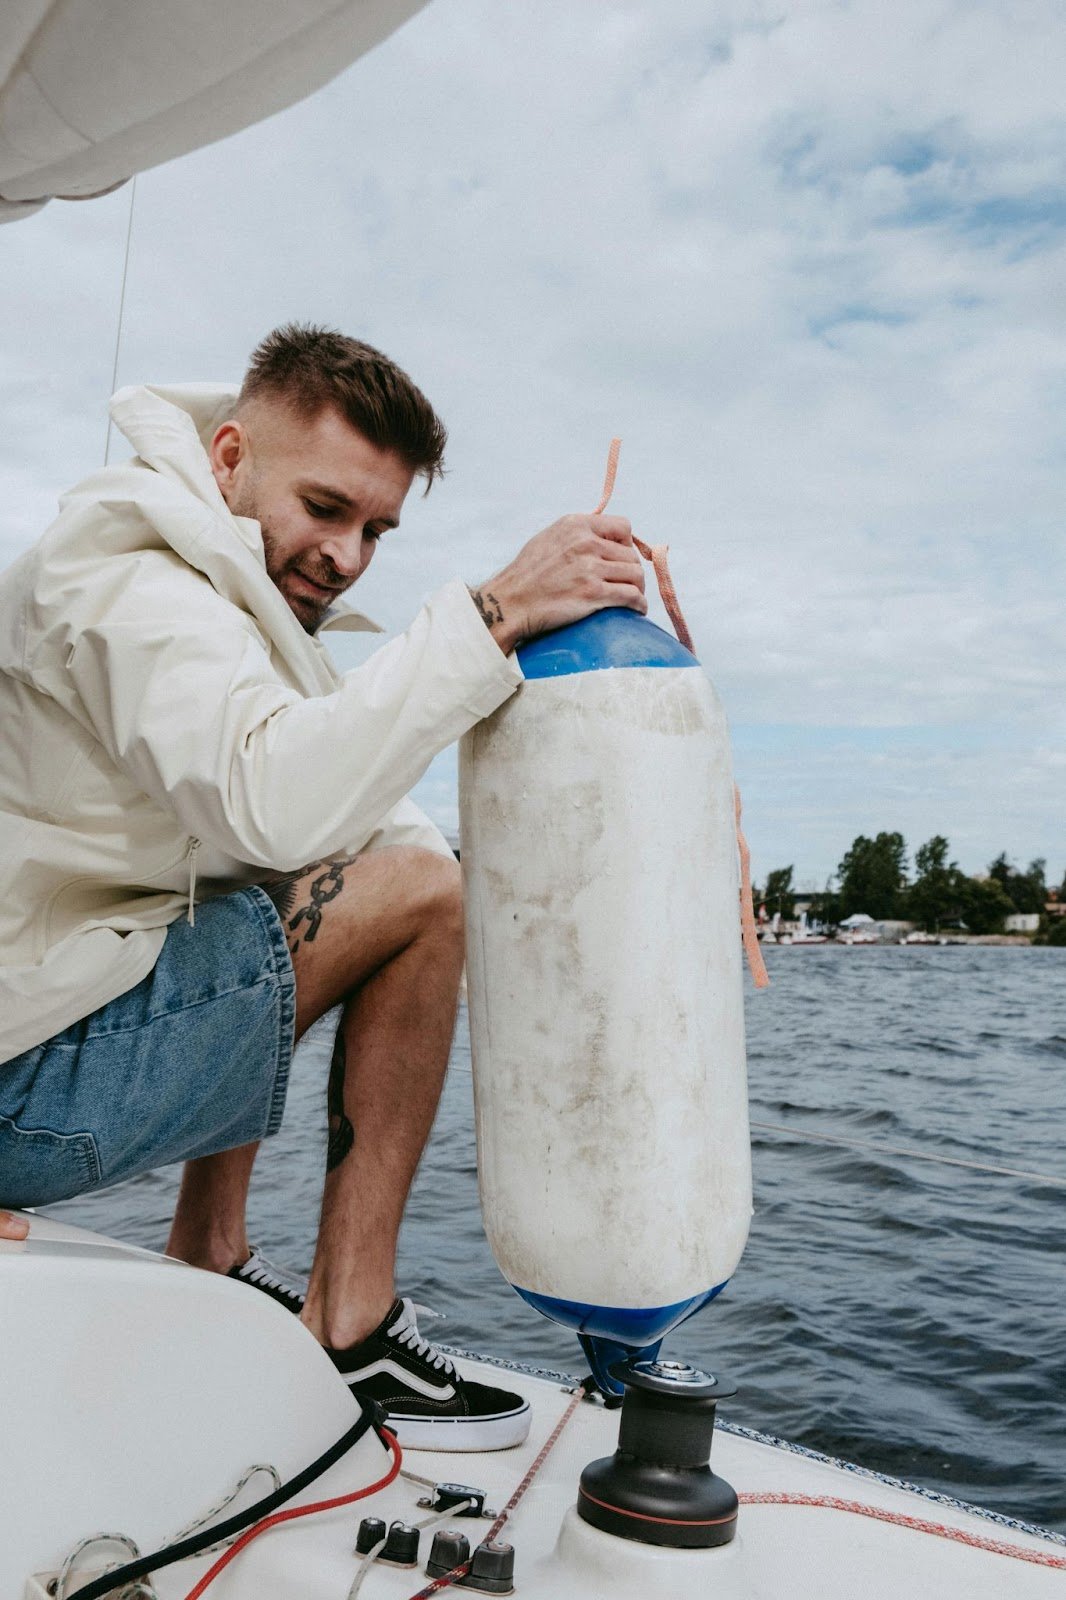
top-left (354, 1517), bottom-right (386, 1555)
top-left (464, 1538), bottom-right (515, 1594)
top-left (578, 1358), bottom-right (739, 1549)
top-left (421, 1482), bottom-right (488, 1518)
top-left (381, 1522), bottom-right (420, 1566)
top-left (426, 1529), bottom-right (471, 1577)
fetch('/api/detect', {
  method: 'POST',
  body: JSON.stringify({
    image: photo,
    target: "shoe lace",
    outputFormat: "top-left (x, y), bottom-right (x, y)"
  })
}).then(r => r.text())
top-left (244, 1254), bottom-right (305, 1307)
top-left (388, 1298), bottom-right (456, 1376)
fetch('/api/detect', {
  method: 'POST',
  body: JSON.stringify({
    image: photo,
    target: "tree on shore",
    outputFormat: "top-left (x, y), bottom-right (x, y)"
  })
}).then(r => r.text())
top-left (907, 835), bottom-right (957, 930)
top-left (760, 865), bottom-right (795, 920)
top-left (988, 853), bottom-right (1047, 914)
top-left (952, 874), bottom-right (1014, 934)
top-left (755, 836), bottom-right (1051, 937)
top-left (837, 832), bottom-right (907, 919)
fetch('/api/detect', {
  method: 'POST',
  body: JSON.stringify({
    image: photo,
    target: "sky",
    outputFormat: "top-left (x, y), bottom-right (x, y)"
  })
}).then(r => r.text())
top-left (2, 0), bottom-right (1064, 888)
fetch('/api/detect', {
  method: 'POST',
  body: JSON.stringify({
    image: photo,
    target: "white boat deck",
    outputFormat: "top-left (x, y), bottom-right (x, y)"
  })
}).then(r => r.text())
top-left (5, 1214), bottom-right (1063, 1599)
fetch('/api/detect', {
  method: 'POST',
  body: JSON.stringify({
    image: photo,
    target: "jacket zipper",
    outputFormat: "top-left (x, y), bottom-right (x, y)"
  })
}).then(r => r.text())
top-left (186, 837), bottom-right (200, 925)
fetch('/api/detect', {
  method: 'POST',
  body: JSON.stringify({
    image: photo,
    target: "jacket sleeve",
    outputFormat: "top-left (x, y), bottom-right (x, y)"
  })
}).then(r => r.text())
top-left (359, 796), bottom-right (457, 862)
top-left (65, 563), bottom-right (520, 870)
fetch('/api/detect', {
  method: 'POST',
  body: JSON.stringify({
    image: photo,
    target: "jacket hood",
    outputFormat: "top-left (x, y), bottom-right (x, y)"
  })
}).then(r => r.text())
top-left (106, 382), bottom-right (382, 641)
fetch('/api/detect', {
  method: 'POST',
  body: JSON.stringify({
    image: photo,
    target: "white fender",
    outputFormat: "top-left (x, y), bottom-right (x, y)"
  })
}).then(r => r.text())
top-left (460, 609), bottom-right (752, 1381)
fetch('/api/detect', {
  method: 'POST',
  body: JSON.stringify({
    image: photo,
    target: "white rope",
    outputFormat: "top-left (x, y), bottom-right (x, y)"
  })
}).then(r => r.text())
top-left (751, 1119), bottom-right (1066, 1188)
top-left (346, 1498), bottom-right (475, 1600)
top-left (55, 1534), bottom-right (152, 1600)
top-left (399, 1465), bottom-right (441, 1491)
top-left (53, 1462), bottom-right (282, 1597)
top-left (103, 174), bottom-right (137, 465)
top-left (166, 1462), bottom-right (282, 1553)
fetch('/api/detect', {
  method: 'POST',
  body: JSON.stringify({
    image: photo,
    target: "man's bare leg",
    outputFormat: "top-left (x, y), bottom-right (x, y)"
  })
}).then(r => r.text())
top-left (166, 845), bottom-right (463, 1351)
top-left (166, 1144), bottom-right (258, 1270)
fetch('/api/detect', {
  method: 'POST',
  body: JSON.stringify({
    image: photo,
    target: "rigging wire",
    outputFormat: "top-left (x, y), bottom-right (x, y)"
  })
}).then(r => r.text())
top-left (103, 175), bottom-right (137, 465)
top-left (446, 1057), bottom-right (1062, 1188)
top-left (750, 1118), bottom-right (1066, 1188)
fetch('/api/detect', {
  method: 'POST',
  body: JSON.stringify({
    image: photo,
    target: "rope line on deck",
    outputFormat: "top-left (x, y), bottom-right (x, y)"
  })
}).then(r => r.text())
top-left (739, 1492), bottom-right (1066, 1568)
top-left (404, 1385), bottom-right (587, 1597)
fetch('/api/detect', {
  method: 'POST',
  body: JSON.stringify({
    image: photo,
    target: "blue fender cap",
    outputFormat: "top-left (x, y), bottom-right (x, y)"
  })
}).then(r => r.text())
top-left (512, 1283), bottom-right (728, 1394)
top-left (517, 608), bottom-right (698, 679)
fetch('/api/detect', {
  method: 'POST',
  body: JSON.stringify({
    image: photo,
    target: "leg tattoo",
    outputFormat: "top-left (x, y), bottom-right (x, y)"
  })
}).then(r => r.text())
top-left (264, 857), bottom-right (352, 953)
top-left (263, 869), bottom-right (303, 924)
top-left (326, 1027), bottom-right (355, 1172)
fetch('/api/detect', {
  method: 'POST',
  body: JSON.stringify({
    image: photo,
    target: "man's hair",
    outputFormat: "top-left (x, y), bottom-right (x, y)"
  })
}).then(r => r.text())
top-left (238, 323), bottom-right (447, 486)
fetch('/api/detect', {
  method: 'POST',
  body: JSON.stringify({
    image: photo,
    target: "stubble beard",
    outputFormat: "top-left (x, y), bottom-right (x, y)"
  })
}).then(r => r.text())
top-left (260, 521), bottom-right (331, 635)
top-left (230, 479), bottom-right (343, 635)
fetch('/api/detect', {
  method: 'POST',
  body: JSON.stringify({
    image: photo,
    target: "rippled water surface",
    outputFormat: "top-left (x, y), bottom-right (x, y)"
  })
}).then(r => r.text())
top-left (49, 947), bottom-right (1066, 1532)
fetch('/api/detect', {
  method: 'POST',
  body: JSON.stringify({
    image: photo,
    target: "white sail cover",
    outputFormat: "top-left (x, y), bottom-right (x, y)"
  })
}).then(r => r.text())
top-left (0, 0), bottom-right (426, 222)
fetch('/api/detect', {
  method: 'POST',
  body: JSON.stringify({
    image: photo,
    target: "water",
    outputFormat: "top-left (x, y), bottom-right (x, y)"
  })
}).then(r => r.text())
top-left (48, 947), bottom-right (1066, 1532)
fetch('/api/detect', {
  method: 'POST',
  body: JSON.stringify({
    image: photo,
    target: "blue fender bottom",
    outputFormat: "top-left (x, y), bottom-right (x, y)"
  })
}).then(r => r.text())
top-left (513, 1282), bottom-right (729, 1397)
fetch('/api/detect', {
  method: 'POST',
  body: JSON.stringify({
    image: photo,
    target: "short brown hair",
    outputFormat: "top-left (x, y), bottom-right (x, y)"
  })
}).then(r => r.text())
top-left (239, 323), bottom-right (447, 487)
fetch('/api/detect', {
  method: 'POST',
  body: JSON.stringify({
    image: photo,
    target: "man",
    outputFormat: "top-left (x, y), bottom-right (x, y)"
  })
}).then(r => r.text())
top-left (0, 324), bottom-right (645, 1449)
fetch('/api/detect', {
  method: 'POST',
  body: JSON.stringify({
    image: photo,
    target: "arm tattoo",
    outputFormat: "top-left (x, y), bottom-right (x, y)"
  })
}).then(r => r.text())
top-left (468, 585), bottom-right (504, 631)
top-left (326, 1028), bottom-right (355, 1172)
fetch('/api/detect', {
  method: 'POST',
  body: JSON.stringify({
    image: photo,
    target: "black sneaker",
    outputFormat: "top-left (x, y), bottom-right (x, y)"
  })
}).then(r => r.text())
top-left (329, 1297), bottom-right (531, 1452)
top-left (227, 1246), bottom-right (306, 1315)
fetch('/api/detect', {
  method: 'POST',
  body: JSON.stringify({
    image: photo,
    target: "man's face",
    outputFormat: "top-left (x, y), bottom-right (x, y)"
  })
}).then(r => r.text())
top-left (211, 401), bottom-right (415, 633)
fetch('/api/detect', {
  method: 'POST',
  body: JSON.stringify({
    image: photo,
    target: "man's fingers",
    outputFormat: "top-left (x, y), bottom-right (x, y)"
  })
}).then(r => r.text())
top-left (596, 542), bottom-right (646, 593)
top-left (596, 583), bottom-right (647, 615)
top-left (0, 1210), bottom-right (29, 1240)
top-left (588, 514), bottom-right (633, 544)
top-left (599, 543), bottom-right (645, 580)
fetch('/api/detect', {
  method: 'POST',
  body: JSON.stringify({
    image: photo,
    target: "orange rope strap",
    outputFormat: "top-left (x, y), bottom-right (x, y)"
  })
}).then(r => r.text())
top-left (593, 438), bottom-right (694, 653)
top-left (736, 787), bottom-right (770, 990)
top-left (594, 441), bottom-right (768, 990)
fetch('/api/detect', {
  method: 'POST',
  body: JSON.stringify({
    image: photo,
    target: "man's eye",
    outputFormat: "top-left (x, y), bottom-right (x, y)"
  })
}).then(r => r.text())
top-left (303, 499), bottom-right (337, 519)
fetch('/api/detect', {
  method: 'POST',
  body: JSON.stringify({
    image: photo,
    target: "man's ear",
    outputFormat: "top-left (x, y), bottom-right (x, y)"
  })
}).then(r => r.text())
top-left (209, 420), bottom-right (247, 498)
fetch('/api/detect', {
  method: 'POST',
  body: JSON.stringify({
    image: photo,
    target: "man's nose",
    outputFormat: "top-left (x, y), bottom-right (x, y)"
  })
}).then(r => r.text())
top-left (319, 530), bottom-right (367, 578)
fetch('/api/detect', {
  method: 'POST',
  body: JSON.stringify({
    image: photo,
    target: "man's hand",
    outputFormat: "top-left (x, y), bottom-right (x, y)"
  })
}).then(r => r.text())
top-left (470, 513), bottom-right (646, 654)
top-left (0, 1210), bottom-right (29, 1241)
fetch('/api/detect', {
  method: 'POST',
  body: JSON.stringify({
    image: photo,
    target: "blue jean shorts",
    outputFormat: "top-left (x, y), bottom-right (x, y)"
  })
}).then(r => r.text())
top-left (0, 887), bottom-right (295, 1209)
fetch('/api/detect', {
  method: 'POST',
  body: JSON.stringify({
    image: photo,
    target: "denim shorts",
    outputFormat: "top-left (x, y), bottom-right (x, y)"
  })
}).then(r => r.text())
top-left (0, 887), bottom-right (295, 1209)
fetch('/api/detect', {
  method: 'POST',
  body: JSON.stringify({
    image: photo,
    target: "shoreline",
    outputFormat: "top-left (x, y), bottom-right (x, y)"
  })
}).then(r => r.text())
top-left (762, 934), bottom-right (1051, 948)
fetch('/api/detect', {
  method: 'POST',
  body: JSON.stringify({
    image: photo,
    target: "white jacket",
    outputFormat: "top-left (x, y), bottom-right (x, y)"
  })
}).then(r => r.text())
top-left (0, 383), bottom-right (522, 1064)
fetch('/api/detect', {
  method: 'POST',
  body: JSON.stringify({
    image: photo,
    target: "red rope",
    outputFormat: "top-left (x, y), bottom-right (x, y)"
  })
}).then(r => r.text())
top-left (182, 1430), bottom-right (403, 1600)
top-left (738, 1492), bottom-right (1066, 1569)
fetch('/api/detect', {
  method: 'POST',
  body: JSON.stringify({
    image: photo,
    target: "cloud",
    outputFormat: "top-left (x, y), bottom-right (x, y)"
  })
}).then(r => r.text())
top-left (1, 0), bottom-right (1064, 880)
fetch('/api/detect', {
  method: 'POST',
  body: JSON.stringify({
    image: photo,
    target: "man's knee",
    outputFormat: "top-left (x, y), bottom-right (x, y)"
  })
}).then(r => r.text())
top-left (398, 847), bottom-right (463, 935)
